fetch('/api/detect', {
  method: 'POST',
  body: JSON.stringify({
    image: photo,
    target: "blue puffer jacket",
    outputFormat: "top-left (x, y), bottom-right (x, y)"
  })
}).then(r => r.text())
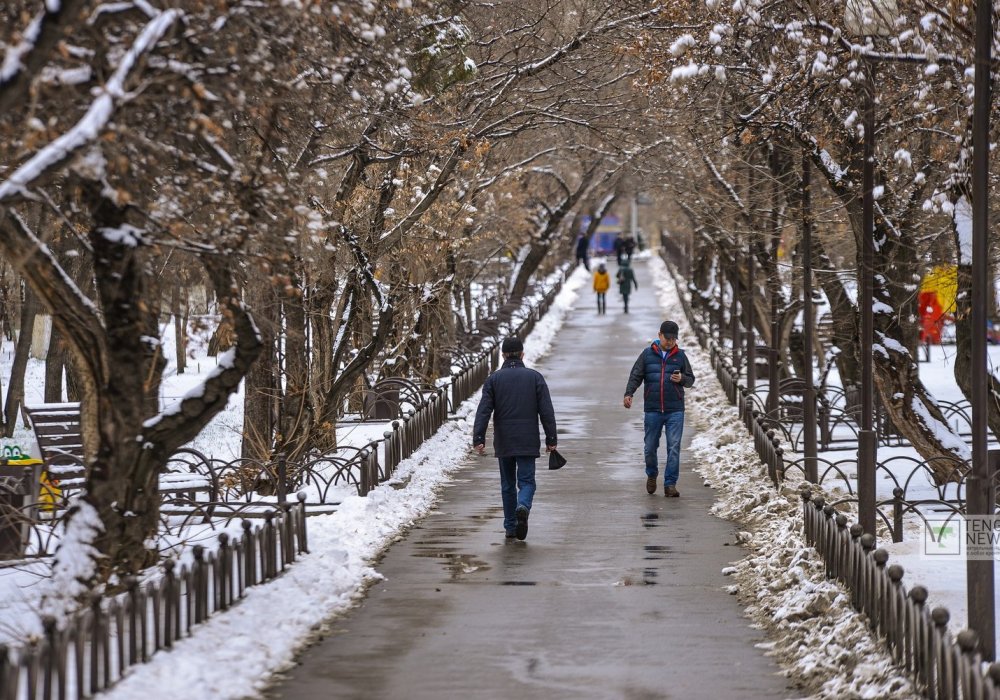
top-left (624, 341), bottom-right (696, 413)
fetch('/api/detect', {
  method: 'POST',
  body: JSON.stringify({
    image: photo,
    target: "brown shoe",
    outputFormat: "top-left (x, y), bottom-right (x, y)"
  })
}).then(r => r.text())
top-left (664, 485), bottom-right (680, 497)
top-left (646, 476), bottom-right (657, 494)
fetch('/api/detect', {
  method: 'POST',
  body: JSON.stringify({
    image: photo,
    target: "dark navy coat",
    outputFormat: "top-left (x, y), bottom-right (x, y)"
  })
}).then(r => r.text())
top-left (624, 340), bottom-right (696, 413)
top-left (473, 358), bottom-right (557, 457)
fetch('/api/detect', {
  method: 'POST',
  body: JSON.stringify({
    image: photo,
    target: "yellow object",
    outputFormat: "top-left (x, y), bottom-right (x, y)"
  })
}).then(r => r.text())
top-left (3, 455), bottom-right (61, 511)
top-left (593, 270), bottom-right (610, 293)
top-left (920, 265), bottom-right (958, 314)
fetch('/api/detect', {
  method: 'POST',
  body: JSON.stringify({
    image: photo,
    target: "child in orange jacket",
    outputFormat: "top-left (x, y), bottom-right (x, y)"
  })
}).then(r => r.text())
top-left (593, 263), bottom-right (610, 314)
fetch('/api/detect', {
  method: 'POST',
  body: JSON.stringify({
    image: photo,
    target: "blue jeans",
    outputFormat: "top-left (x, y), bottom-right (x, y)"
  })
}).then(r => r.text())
top-left (498, 456), bottom-right (536, 532)
top-left (644, 411), bottom-right (685, 486)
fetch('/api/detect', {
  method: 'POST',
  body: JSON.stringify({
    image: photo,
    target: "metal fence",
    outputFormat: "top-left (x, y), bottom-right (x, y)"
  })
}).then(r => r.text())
top-left (0, 499), bottom-right (308, 700)
top-left (802, 488), bottom-right (1000, 699)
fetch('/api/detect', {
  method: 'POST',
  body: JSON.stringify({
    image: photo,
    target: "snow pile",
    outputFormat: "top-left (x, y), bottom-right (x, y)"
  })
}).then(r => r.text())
top-left (40, 499), bottom-right (103, 625)
top-left (650, 255), bottom-right (918, 699)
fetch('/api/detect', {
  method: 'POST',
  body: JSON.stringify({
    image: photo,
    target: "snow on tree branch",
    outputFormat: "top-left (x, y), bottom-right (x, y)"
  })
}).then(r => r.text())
top-left (0, 7), bottom-right (181, 204)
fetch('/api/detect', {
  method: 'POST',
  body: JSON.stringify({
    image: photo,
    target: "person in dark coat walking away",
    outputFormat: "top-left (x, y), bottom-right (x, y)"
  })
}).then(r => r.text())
top-left (623, 235), bottom-right (636, 262)
top-left (613, 232), bottom-right (625, 266)
top-left (473, 337), bottom-right (558, 540)
top-left (616, 261), bottom-right (638, 313)
top-left (574, 234), bottom-right (591, 271)
top-left (623, 320), bottom-right (696, 497)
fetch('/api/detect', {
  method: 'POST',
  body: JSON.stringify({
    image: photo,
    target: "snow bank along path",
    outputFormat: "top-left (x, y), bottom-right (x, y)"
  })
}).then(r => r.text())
top-left (100, 265), bottom-right (590, 700)
top-left (649, 255), bottom-right (918, 699)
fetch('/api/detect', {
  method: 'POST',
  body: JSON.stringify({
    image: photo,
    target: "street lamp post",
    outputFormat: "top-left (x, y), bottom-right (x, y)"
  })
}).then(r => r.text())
top-left (857, 65), bottom-right (877, 536)
top-left (845, 0), bottom-right (895, 537)
top-left (746, 239), bottom-right (756, 388)
top-left (965, 0), bottom-right (995, 661)
top-left (802, 153), bottom-right (818, 482)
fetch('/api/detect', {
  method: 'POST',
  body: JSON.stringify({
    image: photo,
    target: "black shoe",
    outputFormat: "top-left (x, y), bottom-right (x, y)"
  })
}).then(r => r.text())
top-left (505, 530), bottom-right (516, 539)
top-left (515, 505), bottom-right (529, 540)
top-left (646, 476), bottom-right (657, 494)
top-left (665, 485), bottom-right (680, 497)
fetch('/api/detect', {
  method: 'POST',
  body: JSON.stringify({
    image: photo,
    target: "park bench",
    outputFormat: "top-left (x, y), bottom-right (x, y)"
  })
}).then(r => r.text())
top-left (24, 403), bottom-right (215, 509)
top-left (22, 404), bottom-right (336, 525)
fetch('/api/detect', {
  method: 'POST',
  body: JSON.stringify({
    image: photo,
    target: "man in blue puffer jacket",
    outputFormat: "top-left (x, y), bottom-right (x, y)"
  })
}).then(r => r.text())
top-left (622, 320), bottom-right (696, 497)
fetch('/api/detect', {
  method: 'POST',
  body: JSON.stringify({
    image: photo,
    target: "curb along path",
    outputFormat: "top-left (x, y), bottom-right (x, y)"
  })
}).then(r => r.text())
top-left (264, 257), bottom-right (794, 700)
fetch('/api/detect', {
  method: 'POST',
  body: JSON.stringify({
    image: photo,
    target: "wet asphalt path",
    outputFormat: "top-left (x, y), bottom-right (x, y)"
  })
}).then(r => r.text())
top-left (263, 258), bottom-right (795, 699)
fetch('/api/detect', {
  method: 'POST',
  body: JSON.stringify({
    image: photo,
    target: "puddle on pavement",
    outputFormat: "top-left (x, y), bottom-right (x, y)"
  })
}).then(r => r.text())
top-left (413, 548), bottom-right (461, 557)
top-left (643, 545), bottom-right (669, 560)
top-left (640, 513), bottom-right (661, 528)
top-left (412, 549), bottom-right (490, 580)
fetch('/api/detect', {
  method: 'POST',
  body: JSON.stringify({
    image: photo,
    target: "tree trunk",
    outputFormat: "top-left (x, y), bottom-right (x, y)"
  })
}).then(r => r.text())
top-left (242, 271), bottom-right (277, 461)
top-left (276, 272), bottom-right (313, 462)
top-left (507, 241), bottom-right (550, 309)
top-left (3, 285), bottom-right (38, 436)
top-left (84, 188), bottom-right (168, 577)
top-left (44, 325), bottom-right (64, 402)
top-left (172, 283), bottom-right (187, 375)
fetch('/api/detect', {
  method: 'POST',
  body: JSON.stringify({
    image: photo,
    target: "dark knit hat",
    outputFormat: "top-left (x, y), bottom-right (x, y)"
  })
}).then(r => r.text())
top-left (501, 336), bottom-right (524, 354)
top-left (660, 321), bottom-right (679, 338)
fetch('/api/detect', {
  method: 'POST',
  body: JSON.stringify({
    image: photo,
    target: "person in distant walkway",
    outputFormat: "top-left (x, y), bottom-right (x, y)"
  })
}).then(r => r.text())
top-left (593, 263), bottom-right (610, 314)
top-left (473, 337), bottom-right (558, 541)
top-left (622, 320), bottom-right (696, 497)
top-left (575, 234), bottom-right (591, 271)
top-left (623, 235), bottom-right (636, 262)
top-left (613, 233), bottom-right (625, 266)
top-left (616, 261), bottom-right (638, 313)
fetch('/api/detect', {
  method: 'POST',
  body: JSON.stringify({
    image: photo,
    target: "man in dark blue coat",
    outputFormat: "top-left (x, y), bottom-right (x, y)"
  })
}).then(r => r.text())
top-left (623, 320), bottom-right (695, 497)
top-left (473, 337), bottom-right (558, 541)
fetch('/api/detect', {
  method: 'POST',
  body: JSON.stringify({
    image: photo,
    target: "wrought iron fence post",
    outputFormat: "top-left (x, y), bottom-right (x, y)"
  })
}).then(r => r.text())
top-left (242, 520), bottom-right (256, 588)
top-left (41, 615), bottom-right (56, 700)
top-left (276, 453), bottom-right (287, 505)
top-left (892, 488), bottom-right (904, 543)
top-left (125, 576), bottom-right (139, 666)
top-left (359, 448), bottom-right (371, 496)
top-left (931, 607), bottom-right (953, 699)
top-left (956, 630), bottom-right (981, 698)
top-left (986, 663), bottom-right (1000, 698)
top-left (821, 504), bottom-right (836, 579)
top-left (908, 586), bottom-right (928, 686)
top-left (0, 644), bottom-right (13, 700)
top-left (163, 559), bottom-right (175, 648)
top-left (192, 546), bottom-right (206, 624)
top-left (89, 595), bottom-right (102, 694)
top-left (834, 514), bottom-right (849, 581)
top-left (297, 492), bottom-right (309, 554)
top-left (859, 533), bottom-right (875, 615)
top-left (264, 511), bottom-right (276, 580)
top-left (886, 564), bottom-right (905, 662)
top-left (218, 533), bottom-right (231, 611)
